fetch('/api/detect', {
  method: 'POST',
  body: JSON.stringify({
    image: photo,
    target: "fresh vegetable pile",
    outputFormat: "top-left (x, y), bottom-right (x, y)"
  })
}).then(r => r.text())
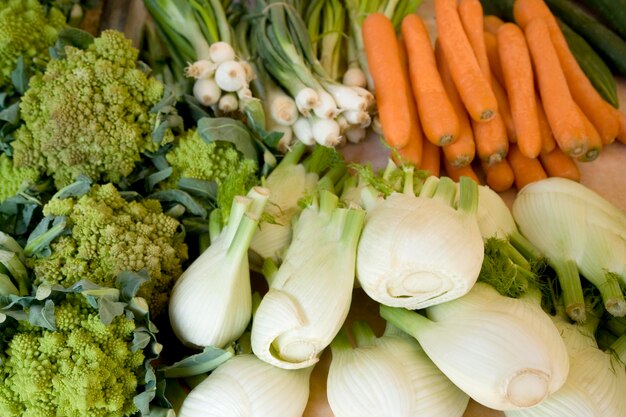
top-left (0, 0), bottom-right (625, 416)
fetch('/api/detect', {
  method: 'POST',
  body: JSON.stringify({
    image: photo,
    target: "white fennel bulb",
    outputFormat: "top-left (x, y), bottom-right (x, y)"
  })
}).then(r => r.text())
top-left (513, 178), bottom-right (626, 320)
top-left (357, 176), bottom-right (483, 310)
top-left (251, 190), bottom-right (365, 369)
top-left (169, 187), bottom-right (269, 348)
top-left (327, 322), bottom-right (469, 417)
top-left (179, 354), bottom-right (312, 417)
top-left (381, 284), bottom-right (570, 410)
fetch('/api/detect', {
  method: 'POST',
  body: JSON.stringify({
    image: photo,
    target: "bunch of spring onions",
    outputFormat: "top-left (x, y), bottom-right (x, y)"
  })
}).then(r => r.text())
top-left (239, 0), bottom-right (376, 147)
top-left (143, 0), bottom-right (255, 113)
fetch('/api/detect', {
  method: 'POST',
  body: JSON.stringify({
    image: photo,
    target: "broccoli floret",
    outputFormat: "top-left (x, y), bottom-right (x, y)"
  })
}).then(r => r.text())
top-left (12, 29), bottom-right (172, 188)
top-left (0, 294), bottom-right (143, 417)
top-left (0, 0), bottom-right (65, 88)
top-left (29, 183), bottom-right (188, 315)
top-left (166, 129), bottom-right (259, 221)
top-left (0, 153), bottom-right (39, 202)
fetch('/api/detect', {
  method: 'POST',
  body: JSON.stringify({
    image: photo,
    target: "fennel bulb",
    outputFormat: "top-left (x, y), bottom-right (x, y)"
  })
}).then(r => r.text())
top-left (381, 282), bottom-right (570, 411)
top-left (169, 187), bottom-right (269, 349)
top-left (357, 176), bottom-right (484, 309)
top-left (512, 178), bottom-right (626, 320)
top-left (327, 322), bottom-right (469, 417)
top-left (178, 354), bottom-right (312, 417)
top-left (251, 190), bottom-right (365, 369)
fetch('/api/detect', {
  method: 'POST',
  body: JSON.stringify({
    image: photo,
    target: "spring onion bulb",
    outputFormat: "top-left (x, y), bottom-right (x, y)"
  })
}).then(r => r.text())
top-left (209, 41), bottom-right (236, 64)
top-left (371, 115), bottom-right (383, 135)
top-left (269, 93), bottom-right (299, 126)
top-left (178, 354), bottom-right (312, 417)
top-left (215, 60), bottom-right (247, 92)
top-left (357, 176), bottom-right (483, 310)
top-left (186, 59), bottom-right (217, 79)
top-left (252, 190), bottom-right (365, 369)
top-left (342, 110), bottom-right (371, 128)
top-left (218, 93), bottom-right (239, 113)
top-left (513, 178), bottom-right (626, 320)
top-left (295, 87), bottom-right (320, 115)
top-left (313, 90), bottom-right (339, 119)
top-left (345, 127), bottom-right (367, 144)
top-left (293, 117), bottom-right (315, 146)
top-left (327, 322), bottom-right (469, 417)
top-left (324, 83), bottom-right (367, 112)
top-left (311, 117), bottom-right (342, 147)
top-left (381, 283), bottom-right (570, 410)
top-left (193, 78), bottom-right (221, 106)
top-left (342, 67), bottom-right (367, 88)
top-left (169, 187), bottom-right (270, 348)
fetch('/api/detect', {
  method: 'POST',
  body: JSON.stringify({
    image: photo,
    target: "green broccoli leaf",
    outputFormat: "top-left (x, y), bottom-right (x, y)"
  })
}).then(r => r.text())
top-left (197, 117), bottom-right (258, 161)
top-left (148, 189), bottom-right (208, 218)
top-left (117, 270), bottom-right (151, 302)
top-left (159, 345), bottom-right (234, 378)
top-left (27, 298), bottom-right (55, 330)
top-left (177, 177), bottom-right (218, 201)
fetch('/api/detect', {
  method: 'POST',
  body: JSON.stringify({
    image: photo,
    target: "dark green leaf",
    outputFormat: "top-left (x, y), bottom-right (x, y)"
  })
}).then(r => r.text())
top-left (150, 89), bottom-right (178, 114)
top-left (160, 346), bottom-right (234, 378)
top-left (183, 94), bottom-right (212, 122)
top-left (0, 102), bottom-right (20, 124)
top-left (153, 114), bottom-right (184, 143)
top-left (197, 117), bottom-right (258, 161)
top-left (56, 27), bottom-right (95, 51)
top-left (11, 57), bottom-right (29, 94)
top-left (178, 177), bottom-right (218, 200)
top-left (146, 167), bottom-right (173, 191)
top-left (131, 329), bottom-right (152, 353)
top-left (93, 296), bottom-right (126, 325)
top-left (148, 190), bottom-right (207, 218)
top-left (24, 216), bottom-right (68, 258)
top-left (52, 175), bottom-right (92, 199)
top-left (28, 299), bottom-right (56, 331)
top-left (117, 270), bottom-right (150, 302)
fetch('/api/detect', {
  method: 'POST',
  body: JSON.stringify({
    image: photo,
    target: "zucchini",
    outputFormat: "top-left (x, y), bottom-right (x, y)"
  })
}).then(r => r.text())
top-left (544, 0), bottom-right (626, 77)
top-left (559, 20), bottom-right (619, 108)
top-left (478, 0), bottom-right (514, 22)
top-left (580, 0), bottom-right (626, 41)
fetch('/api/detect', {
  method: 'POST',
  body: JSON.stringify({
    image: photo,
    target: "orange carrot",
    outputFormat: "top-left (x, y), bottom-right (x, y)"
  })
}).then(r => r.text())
top-left (524, 18), bottom-right (588, 158)
top-left (420, 137), bottom-right (442, 177)
top-left (435, 0), bottom-right (498, 121)
top-left (576, 105), bottom-right (602, 162)
top-left (401, 14), bottom-right (460, 146)
top-left (497, 23), bottom-right (541, 158)
top-left (363, 13), bottom-right (415, 149)
top-left (459, 0), bottom-right (491, 81)
top-left (484, 15), bottom-right (505, 34)
top-left (435, 40), bottom-right (476, 167)
top-left (507, 142), bottom-right (548, 190)
top-left (444, 158), bottom-right (481, 184)
top-left (536, 94), bottom-right (557, 154)
top-left (513, 0), bottom-right (619, 143)
top-left (490, 68), bottom-right (517, 143)
top-left (483, 31), bottom-right (505, 86)
top-left (616, 109), bottom-right (626, 144)
top-left (539, 147), bottom-right (581, 182)
top-left (481, 159), bottom-right (515, 192)
top-left (471, 115), bottom-right (509, 165)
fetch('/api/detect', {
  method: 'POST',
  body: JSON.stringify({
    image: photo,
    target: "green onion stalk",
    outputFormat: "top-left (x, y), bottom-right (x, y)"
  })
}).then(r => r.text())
top-left (143, 0), bottom-right (255, 113)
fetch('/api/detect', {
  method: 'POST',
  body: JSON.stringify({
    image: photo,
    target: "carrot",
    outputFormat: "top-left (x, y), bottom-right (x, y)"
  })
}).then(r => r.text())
top-left (507, 142), bottom-right (548, 190)
top-left (434, 0), bottom-right (498, 121)
top-left (536, 94), bottom-right (557, 154)
top-left (490, 66), bottom-right (517, 143)
top-left (472, 115), bottom-right (509, 165)
top-left (513, 0), bottom-right (619, 143)
top-left (484, 15), bottom-right (505, 34)
top-left (363, 13), bottom-right (415, 149)
top-left (481, 159), bottom-right (515, 192)
top-left (458, 0), bottom-right (491, 81)
top-left (435, 40), bottom-right (476, 167)
top-left (401, 14), bottom-right (460, 146)
top-left (497, 23), bottom-right (542, 159)
top-left (616, 109), bottom-right (626, 145)
top-left (443, 158), bottom-right (481, 184)
top-left (576, 105), bottom-right (602, 162)
top-left (539, 147), bottom-right (581, 182)
top-left (483, 31), bottom-right (505, 86)
top-left (420, 137), bottom-right (442, 177)
top-left (524, 18), bottom-right (588, 157)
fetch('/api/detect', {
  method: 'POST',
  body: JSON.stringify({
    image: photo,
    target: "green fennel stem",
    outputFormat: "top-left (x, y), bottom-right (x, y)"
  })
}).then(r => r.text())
top-left (419, 176), bottom-right (440, 198)
top-left (379, 305), bottom-right (433, 339)
top-left (509, 230), bottom-right (543, 263)
top-left (330, 328), bottom-right (353, 353)
top-left (338, 208), bottom-right (365, 248)
top-left (610, 334), bottom-right (626, 363)
top-left (351, 320), bottom-right (377, 347)
top-left (457, 176), bottom-right (479, 216)
top-left (433, 177), bottom-right (457, 207)
top-left (593, 271), bottom-right (626, 317)
top-left (552, 258), bottom-right (586, 322)
top-left (0, 273), bottom-right (19, 296)
top-left (223, 197), bottom-right (253, 245)
top-left (208, 209), bottom-right (223, 245)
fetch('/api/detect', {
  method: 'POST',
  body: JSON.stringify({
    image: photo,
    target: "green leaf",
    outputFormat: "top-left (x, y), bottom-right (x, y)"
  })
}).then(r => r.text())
top-left (159, 345), bottom-right (234, 378)
top-left (197, 117), bottom-right (258, 161)
top-left (117, 270), bottom-right (150, 302)
top-left (177, 177), bottom-right (218, 201)
top-left (148, 190), bottom-right (208, 218)
top-left (56, 27), bottom-right (95, 51)
top-left (24, 216), bottom-right (68, 258)
top-left (150, 88), bottom-right (179, 114)
top-left (11, 57), bottom-right (29, 94)
top-left (153, 113), bottom-right (184, 143)
top-left (28, 299), bottom-right (56, 331)
top-left (52, 175), bottom-right (92, 199)
top-left (147, 167), bottom-right (173, 191)
top-left (0, 102), bottom-right (20, 124)
top-left (182, 94), bottom-right (212, 122)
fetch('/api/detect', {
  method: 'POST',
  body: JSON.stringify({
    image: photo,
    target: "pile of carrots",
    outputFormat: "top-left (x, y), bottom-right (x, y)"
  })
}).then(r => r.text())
top-left (363, 0), bottom-right (626, 192)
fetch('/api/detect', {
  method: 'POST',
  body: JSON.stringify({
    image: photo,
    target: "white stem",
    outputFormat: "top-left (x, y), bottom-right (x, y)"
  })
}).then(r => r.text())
top-left (193, 78), bottom-right (222, 106)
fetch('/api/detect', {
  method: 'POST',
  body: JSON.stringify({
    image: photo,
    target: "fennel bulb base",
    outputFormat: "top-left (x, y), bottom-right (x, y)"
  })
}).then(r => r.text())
top-left (505, 369), bottom-right (550, 408)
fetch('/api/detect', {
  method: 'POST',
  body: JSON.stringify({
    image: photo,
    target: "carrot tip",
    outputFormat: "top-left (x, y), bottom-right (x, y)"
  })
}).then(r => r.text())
top-left (486, 153), bottom-right (505, 165)
top-left (439, 134), bottom-right (454, 146)
top-left (578, 149), bottom-right (600, 162)
top-left (480, 109), bottom-right (496, 121)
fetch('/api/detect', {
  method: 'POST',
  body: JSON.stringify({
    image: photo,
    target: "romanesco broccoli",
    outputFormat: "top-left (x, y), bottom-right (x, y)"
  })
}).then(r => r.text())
top-left (0, 153), bottom-right (39, 202)
top-left (0, 0), bottom-right (65, 88)
top-left (0, 294), bottom-right (144, 417)
top-left (12, 29), bottom-right (172, 188)
top-left (28, 183), bottom-right (188, 315)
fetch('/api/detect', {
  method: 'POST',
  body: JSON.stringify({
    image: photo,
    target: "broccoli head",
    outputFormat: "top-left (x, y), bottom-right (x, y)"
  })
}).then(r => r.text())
top-left (0, 294), bottom-right (145, 417)
top-left (0, 0), bottom-right (65, 88)
top-left (12, 29), bottom-right (172, 188)
top-left (28, 183), bottom-right (188, 315)
top-left (0, 153), bottom-right (39, 202)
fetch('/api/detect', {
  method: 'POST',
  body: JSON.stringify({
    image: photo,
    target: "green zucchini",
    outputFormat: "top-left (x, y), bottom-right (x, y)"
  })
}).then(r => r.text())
top-left (580, 0), bottom-right (626, 41)
top-left (559, 20), bottom-right (619, 108)
top-left (544, 0), bottom-right (626, 77)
